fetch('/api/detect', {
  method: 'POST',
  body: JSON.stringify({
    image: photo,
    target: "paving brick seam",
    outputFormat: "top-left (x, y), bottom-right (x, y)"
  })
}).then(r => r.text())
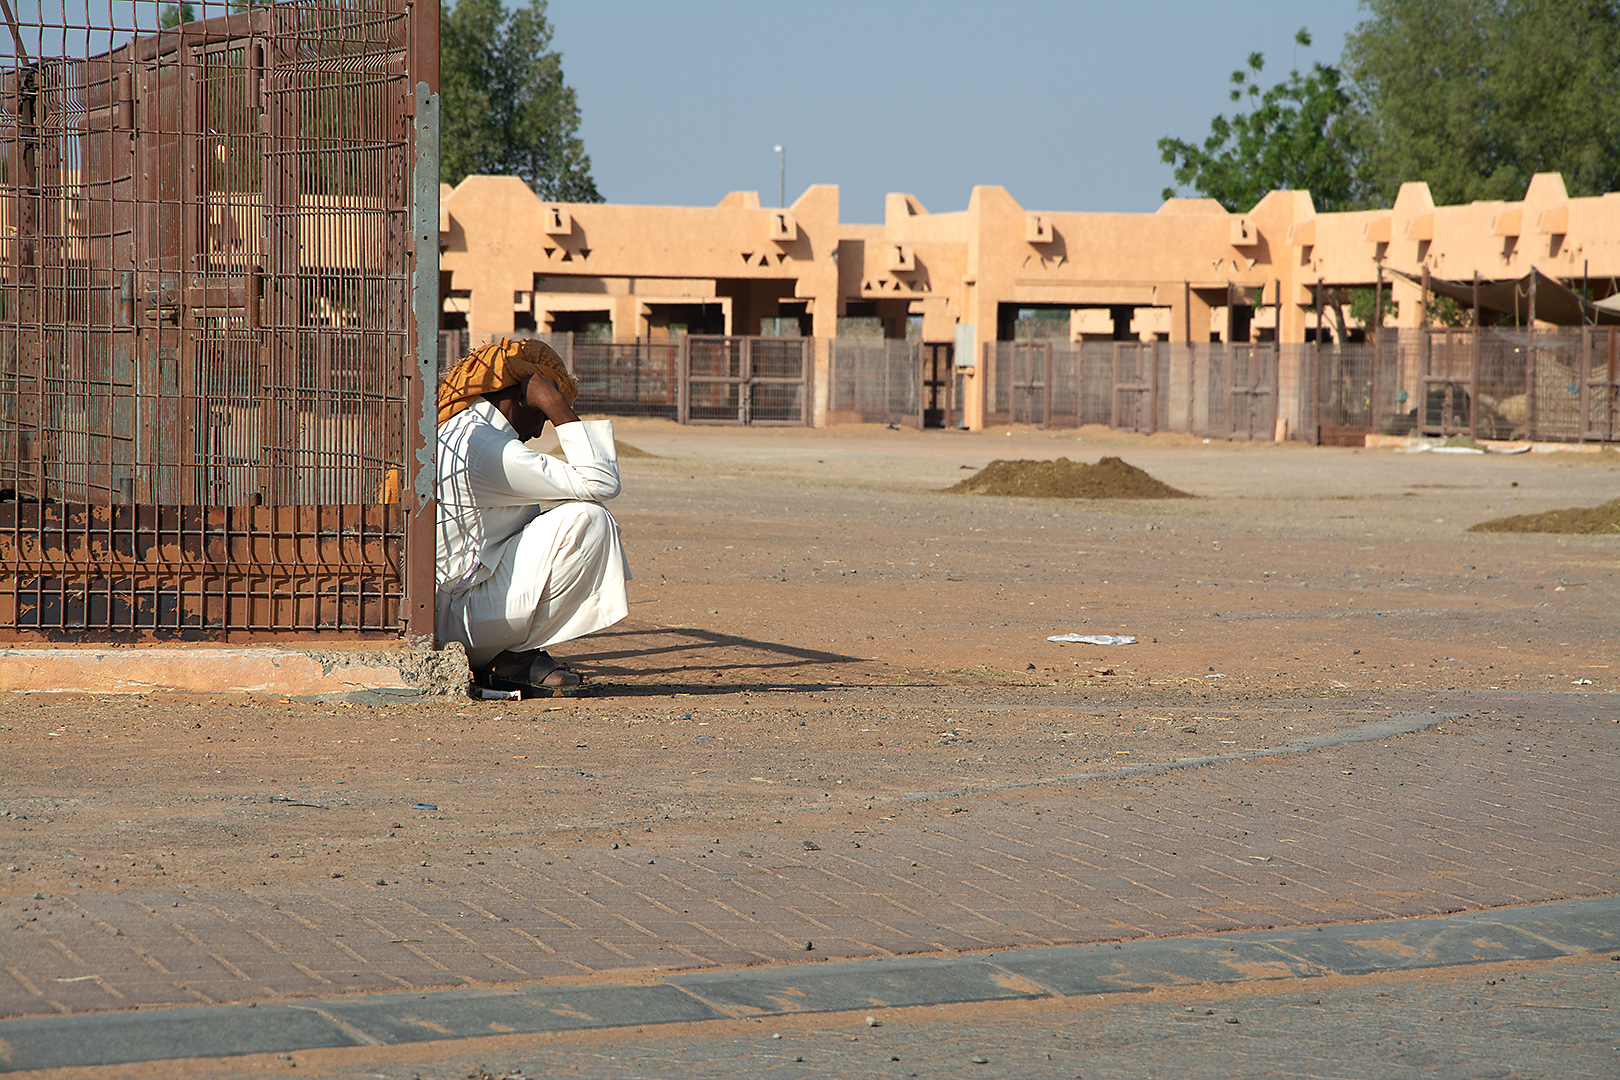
top-left (5, 718), bottom-right (1614, 1017)
top-left (0, 900), bottom-right (1611, 1074)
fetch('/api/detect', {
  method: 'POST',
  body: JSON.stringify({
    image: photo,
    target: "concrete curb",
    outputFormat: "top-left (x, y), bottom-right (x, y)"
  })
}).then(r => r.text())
top-left (0, 897), bottom-right (1611, 1073)
top-left (0, 642), bottom-right (470, 702)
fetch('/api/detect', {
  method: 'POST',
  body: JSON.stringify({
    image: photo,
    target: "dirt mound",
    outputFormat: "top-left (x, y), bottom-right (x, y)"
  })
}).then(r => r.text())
top-left (614, 441), bottom-right (656, 459)
top-left (1468, 496), bottom-right (1620, 534)
top-left (948, 456), bottom-right (1194, 499)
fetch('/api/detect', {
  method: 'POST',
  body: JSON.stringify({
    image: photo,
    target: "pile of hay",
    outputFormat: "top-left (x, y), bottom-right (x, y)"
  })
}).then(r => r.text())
top-left (948, 456), bottom-right (1193, 499)
top-left (1469, 496), bottom-right (1620, 534)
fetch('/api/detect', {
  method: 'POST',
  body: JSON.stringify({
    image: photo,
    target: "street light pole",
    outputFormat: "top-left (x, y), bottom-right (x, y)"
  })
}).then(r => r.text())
top-left (773, 144), bottom-right (785, 208)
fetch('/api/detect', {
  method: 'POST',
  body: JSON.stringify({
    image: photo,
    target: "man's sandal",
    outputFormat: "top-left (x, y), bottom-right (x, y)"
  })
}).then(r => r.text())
top-left (474, 650), bottom-right (593, 699)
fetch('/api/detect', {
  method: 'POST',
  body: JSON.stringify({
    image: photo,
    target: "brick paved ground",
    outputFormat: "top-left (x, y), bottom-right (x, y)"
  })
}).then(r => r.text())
top-left (322, 955), bottom-right (1620, 1080)
top-left (5, 689), bottom-right (1614, 1020)
top-left (41, 953), bottom-right (1611, 1080)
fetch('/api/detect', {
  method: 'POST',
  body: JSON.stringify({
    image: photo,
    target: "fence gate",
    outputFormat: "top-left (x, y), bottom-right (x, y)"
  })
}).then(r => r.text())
top-left (1111, 341), bottom-right (1157, 433)
top-left (1007, 341), bottom-right (1051, 426)
top-left (680, 335), bottom-right (811, 425)
top-left (1417, 329), bottom-right (1476, 437)
top-left (1227, 344), bottom-right (1278, 440)
top-left (920, 342), bottom-right (952, 427)
top-left (1581, 327), bottom-right (1620, 442)
top-left (1, 1), bottom-right (437, 641)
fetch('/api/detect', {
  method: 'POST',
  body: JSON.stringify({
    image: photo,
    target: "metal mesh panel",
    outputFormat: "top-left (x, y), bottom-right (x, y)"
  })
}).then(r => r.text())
top-left (683, 335), bottom-right (743, 422)
top-left (562, 338), bottom-right (678, 418)
top-left (747, 337), bottom-right (807, 423)
top-left (1075, 343), bottom-right (1114, 425)
top-left (829, 340), bottom-right (917, 424)
top-left (1226, 344), bottom-right (1277, 440)
top-left (679, 335), bottom-right (808, 425)
top-left (1, 1), bottom-right (428, 640)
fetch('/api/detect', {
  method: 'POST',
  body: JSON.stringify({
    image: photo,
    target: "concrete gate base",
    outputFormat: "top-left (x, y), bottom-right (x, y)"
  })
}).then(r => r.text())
top-left (0, 642), bottom-right (471, 702)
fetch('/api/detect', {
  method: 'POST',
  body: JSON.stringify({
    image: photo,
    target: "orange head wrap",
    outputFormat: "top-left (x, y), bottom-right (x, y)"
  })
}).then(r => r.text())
top-left (436, 337), bottom-right (579, 427)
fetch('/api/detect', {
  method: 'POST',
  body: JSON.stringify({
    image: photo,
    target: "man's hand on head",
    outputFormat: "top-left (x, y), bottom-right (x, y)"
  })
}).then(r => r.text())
top-left (524, 372), bottom-right (581, 429)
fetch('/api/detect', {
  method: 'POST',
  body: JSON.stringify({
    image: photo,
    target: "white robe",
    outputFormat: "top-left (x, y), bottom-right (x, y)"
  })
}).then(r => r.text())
top-left (435, 400), bottom-right (630, 668)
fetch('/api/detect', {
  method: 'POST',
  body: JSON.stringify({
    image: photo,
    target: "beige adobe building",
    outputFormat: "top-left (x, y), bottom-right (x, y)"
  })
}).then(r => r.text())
top-left (438, 173), bottom-right (1620, 430)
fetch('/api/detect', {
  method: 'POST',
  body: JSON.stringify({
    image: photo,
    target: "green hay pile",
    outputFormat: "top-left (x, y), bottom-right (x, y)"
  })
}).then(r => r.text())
top-left (948, 456), bottom-right (1193, 499)
top-left (1469, 496), bottom-right (1620, 534)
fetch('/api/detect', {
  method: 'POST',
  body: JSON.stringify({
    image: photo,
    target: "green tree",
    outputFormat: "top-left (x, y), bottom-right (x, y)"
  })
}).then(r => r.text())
top-left (440, 0), bottom-right (601, 201)
top-left (1159, 29), bottom-right (1360, 212)
top-left (1344, 0), bottom-right (1620, 204)
top-left (159, 3), bottom-right (196, 28)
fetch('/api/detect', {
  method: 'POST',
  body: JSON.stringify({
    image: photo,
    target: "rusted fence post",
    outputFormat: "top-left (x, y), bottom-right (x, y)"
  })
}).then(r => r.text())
top-left (1526, 271), bottom-right (1538, 440)
top-left (406, 0), bottom-right (442, 645)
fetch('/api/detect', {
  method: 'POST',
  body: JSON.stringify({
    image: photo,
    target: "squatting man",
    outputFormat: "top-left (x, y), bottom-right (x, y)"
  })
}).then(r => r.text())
top-left (435, 338), bottom-right (629, 695)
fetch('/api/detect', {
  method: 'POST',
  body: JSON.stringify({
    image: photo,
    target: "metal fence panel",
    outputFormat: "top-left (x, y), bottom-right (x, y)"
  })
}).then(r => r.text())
top-left (829, 340), bottom-right (918, 425)
top-left (533, 335), bottom-right (678, 418)
top-left (1, 0), bottom-right (433, 641)
top-left (679, 335), bottom-right (808, 425)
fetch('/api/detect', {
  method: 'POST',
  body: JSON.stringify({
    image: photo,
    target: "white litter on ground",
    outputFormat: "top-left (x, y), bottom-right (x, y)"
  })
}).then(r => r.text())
top-left (1047, 634), bottom-right (1138, 645)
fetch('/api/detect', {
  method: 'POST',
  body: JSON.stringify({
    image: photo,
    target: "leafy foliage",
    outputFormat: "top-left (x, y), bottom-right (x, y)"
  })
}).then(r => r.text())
top-left (1159, 29), bottom-right (1359, 212)
top-left (159, 3), bottom-right (196, 28)
top-left (1344, 0), bottom-right (1620, 204)
top-left (441, 0), bottom-right (600, 201)
top-left (1165, 4), bottom-right (1620, 210)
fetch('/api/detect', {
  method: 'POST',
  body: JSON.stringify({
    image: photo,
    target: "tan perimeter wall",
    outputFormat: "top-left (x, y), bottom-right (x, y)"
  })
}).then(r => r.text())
top-left (438, 174), bottom-right (1620, 430)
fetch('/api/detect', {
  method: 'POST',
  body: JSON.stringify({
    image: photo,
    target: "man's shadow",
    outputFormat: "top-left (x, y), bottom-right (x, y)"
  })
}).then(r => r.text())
top-left (558, 623), bottom-right (870, 697)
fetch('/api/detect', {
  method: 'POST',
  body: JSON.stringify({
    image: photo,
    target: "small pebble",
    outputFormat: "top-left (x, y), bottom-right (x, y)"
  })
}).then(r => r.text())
top-left (866, 1015), bottom-right (879, 1027)
top-left (804, 940), bottom-right (814, 950)
top-left (771, 1033), bottom-right (781, 1039)
top-left (972, 1055), bottom-right (989, 1064)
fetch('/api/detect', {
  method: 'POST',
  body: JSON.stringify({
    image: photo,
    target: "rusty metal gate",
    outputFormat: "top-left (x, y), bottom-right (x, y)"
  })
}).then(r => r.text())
top-left (1, 1), bottom-right (438, 641)
top-left (1581, 327), bottom-right (1620, 442)
top-left (680, 335), bottom-right (811, 425)
top-left (1416, 328), bottom-right (1477, 437)
top-left (1226, 343), bottom-right (1278, 440)
top-left (1111, 341), bottom-right (1159, 433)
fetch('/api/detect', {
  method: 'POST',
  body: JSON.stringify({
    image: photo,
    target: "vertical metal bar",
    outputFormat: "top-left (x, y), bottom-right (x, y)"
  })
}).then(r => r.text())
top-left (1272, 278), bottom-right (1281, 439)
top-left (1042, 341), bottom-right (1052, 429)
top-left (676, 334), bottom-right (688, 424)
top-left (1186, 340), bottom-right (1196, 436)
top-left (1471, 271), bottom-right (1481, 439)
top-left (406, 0), bottom-right (443, 643)
top-left (1147, 339), bottom-right (1159, 435)
top-left (1610, 328), bottom-right (1619, 440)
top-left (1110, 342), bottom-right (1120, 429)
top-left (1314, 280), bottom-right (1323, 444)
top-left (915, 342), bottom-right (925, 430)
top-left (1578, 326), bottom-right (1589, 443)
top-left (804, 338), bottom-right (814, 427)
top-left (1526, 270), bottom-right (1537, 441)
top-left (1372, 265), bottom-right (1383, 435)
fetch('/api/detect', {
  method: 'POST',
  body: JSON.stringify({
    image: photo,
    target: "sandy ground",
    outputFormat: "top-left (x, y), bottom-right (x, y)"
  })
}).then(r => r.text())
top-left (2, 422), bottom-right (1615, 900)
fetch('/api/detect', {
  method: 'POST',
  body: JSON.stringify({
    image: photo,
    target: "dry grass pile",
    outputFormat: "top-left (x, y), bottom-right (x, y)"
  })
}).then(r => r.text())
top-left (948, 456), bottom-right (1193, 499)
top-left (613, 441), bottom-right (656, 459)
top-left (1469, 496), bottom-right (1620, 534)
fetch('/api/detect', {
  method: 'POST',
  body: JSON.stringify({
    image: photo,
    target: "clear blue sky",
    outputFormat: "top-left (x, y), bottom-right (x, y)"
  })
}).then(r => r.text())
top-left (546, 0), bottom-right (1366, 222)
